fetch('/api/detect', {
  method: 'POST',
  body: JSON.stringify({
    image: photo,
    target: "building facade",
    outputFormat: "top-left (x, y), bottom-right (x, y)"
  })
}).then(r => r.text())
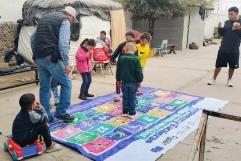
top-left (133, 7), bottom-right (205, 50)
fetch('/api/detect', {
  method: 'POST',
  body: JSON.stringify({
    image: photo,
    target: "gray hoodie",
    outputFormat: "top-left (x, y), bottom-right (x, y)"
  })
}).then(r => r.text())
top-left (28, 106), bottom-right (48, 124)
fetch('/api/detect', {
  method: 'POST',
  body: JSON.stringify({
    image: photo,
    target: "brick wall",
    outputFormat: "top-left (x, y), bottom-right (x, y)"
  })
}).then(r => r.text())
top-left (0, 23), bottom-right (17, 62)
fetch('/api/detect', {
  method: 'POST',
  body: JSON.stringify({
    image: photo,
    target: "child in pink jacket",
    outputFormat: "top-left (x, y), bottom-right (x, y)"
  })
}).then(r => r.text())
top-left (76, 39), bottom-right (96, 100)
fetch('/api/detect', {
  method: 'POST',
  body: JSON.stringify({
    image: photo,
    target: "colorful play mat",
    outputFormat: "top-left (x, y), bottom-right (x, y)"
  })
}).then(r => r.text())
top-left (49, 87), bottom-right (228, 161)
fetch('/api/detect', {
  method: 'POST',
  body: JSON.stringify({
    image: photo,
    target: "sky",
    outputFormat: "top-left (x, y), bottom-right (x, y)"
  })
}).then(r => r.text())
top-left (0, 0), bottom-right (27, 22)
top-left (213, 0), bottom-right (241, 15)
top-left (1, 0), bottom-right (241, 22)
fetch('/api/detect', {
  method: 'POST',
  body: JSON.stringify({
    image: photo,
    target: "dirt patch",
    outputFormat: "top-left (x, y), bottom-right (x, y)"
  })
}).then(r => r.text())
top-left (211, 146), bottom-right (222, 149)
top-left (207, 136), bottom-right (224, 144)
top-left (0, 72), bottom-right (35, 89)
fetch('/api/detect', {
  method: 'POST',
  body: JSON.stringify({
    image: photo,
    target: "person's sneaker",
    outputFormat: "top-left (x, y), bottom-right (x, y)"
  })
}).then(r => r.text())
top-left (55, 114), bottom-right (74, 122)
top-left (46, 142), bottom-right (62, 153)
top-left (79, 96), bottom-right (87, 100)
top-left (128, 111), bottom-right (140, 119)
top-left (227, 80), bottom-right (234, 87)
top-left (86, 94), bottom-right (94, 97)
top-left (207, 79), bottom-right (216, 85)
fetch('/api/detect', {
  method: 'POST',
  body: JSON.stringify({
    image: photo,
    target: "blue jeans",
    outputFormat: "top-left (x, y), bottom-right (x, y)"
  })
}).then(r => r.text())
top-left (121, 82), bottom-right (137, 115)
top-left (51, 79), bottom-right (60, 105)
top-left (80, 72), bottom-right (92, 96)
top-left (36, 57), bottom-right (72, 117)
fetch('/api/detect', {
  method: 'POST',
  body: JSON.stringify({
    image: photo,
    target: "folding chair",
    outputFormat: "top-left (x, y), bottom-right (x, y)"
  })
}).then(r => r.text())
top-left (103, 60), bottom-right (113, 76)
top-left (91, 48), bottom-right (113, 77)
top-left (154, 40), bottom-right (169, 57)
top-left (92, 59), bottom-right (113, 77)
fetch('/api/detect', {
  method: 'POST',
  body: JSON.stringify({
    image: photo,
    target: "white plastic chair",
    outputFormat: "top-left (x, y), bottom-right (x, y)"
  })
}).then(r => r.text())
top-left (154, 40), bottom-right (169, 57)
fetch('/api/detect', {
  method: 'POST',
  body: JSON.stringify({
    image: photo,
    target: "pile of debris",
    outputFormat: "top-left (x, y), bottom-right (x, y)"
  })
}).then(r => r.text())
top-left (0, 23), bottom-right (17, 63)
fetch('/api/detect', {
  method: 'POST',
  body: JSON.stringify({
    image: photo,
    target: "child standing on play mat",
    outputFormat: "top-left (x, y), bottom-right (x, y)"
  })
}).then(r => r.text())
top-left (116, 41), bottom-right (143, 117)
top-left (76, 39), bottom-right (96, 100)
top-left (136, 32), bottom-right (152, 95)
top-left (12, 93), bottom-right (62, 153)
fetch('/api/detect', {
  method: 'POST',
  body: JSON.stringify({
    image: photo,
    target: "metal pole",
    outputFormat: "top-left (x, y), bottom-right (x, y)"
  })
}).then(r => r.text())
top-left (186, 11), bottom-right (191, 48)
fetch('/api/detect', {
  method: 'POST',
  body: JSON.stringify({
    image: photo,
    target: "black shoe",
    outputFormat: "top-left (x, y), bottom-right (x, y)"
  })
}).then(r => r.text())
top-left (86, 94), bottom-right (94, 97)
top-left (55, 114), bottom-right (74, 122)
top-left (111, 61), bottom-right (117, 65)
top-left (129, 111), bottom-right (137, 116)
top-left (48, 115), bottom-right (54, 123)
top-left (54, 103), bottom-right (59, 107)
top-left (79, 96), bottom-right (87, 100)
top-left (123, 109), bottom-right (129, 115)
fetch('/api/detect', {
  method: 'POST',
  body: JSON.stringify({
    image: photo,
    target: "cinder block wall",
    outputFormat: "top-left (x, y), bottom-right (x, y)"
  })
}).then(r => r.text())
top-left (0, 23), bottom-right (17, 62)
top-left (133, 17), bottom-right (185, 50)
top-left (124, 11), bottom-right (133, 31)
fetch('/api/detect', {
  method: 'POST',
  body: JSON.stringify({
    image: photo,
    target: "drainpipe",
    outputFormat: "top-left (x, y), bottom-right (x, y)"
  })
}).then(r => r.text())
top-left (186, 11), bottom-right (191, 48)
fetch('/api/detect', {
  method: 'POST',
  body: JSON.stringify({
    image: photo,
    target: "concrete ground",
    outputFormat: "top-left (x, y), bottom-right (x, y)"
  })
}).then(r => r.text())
top-left (1, 45), bottom-right (241, 161)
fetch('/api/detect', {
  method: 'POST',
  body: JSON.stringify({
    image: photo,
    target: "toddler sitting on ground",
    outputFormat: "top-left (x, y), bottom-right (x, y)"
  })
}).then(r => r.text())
top-left (12, 93), bottom-right (62, 153)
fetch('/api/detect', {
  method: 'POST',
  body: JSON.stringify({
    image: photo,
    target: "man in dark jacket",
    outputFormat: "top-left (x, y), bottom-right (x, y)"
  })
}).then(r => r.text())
top-left (208, 7), bottom-right (241, 87)
top-left (31, 6), bottom-right (78, 122)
